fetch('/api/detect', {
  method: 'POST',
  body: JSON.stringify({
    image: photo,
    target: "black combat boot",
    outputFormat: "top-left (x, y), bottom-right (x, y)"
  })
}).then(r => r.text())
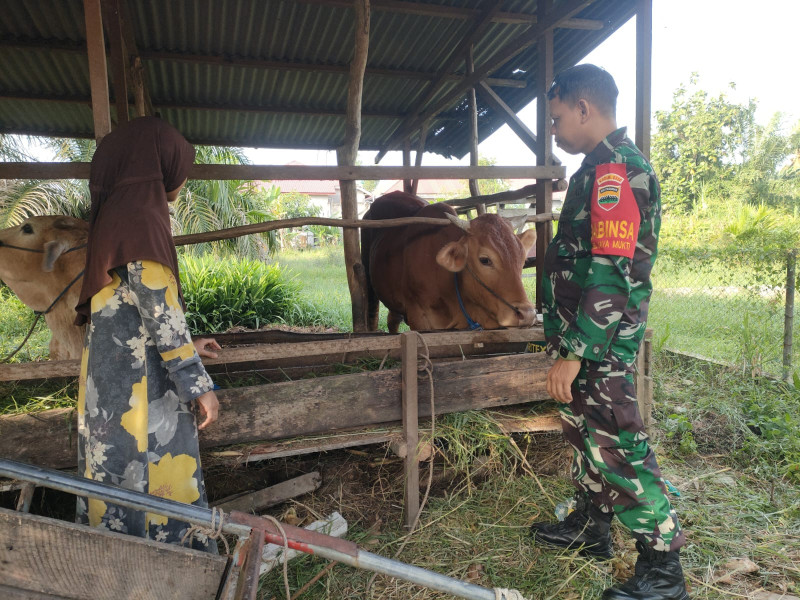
top-left (530, 493), bottom-right (614, 559)
top-left (602, 541), bottom-right (690, 600)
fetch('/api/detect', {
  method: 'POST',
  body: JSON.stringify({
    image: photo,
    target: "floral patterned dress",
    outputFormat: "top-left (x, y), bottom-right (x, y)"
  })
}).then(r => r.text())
top-left (76, 260), bottom-right (217, 553)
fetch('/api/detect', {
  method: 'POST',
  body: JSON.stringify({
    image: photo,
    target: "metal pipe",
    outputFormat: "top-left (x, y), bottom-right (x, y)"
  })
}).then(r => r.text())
top-left (0, 459), bottom-right (509, 600)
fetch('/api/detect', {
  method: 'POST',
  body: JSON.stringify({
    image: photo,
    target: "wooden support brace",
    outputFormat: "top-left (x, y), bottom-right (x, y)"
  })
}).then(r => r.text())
top-left (234, 526), bottom-right (266, 600)
top-left (15, 483), bottom-right (35, 513)
top-left (401, 332), bottom-right (420, 529)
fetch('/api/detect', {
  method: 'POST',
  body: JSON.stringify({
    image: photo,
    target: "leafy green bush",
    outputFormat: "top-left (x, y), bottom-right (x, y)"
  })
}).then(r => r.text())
top-left (179, 254), bottom-right (322, 332)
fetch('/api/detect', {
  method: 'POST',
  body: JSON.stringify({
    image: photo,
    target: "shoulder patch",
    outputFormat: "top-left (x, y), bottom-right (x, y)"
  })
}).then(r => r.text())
top-left (590, 163), bottom-right (640, 259)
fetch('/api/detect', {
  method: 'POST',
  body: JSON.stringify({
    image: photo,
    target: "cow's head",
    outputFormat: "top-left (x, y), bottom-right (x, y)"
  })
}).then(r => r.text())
top-left (436, 213), bottom-right (537, 328)
top-left (0, 215), bottom-right (88, 310)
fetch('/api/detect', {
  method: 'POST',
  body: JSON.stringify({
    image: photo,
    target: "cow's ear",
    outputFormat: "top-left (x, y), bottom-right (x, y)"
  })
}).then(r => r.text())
top-left (52, 217), bottom-right (75, 230)
top-left (436, 239), bottom-right (468, 272)
top-left (518, 228), bottom-right (537, 254)
top-left (42, 240), bottom-right (69, 272)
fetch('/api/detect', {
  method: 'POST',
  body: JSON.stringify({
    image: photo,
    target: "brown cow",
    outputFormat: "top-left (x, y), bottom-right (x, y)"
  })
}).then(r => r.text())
top-left (361, 191), bottom-right (537, 333)
top-left (0, 216), bottom-right (88, 360)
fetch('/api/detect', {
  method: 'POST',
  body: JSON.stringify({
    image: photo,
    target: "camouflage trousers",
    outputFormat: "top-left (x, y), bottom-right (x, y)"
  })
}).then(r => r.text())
top-left (559, 358), bottom-right (686, 552)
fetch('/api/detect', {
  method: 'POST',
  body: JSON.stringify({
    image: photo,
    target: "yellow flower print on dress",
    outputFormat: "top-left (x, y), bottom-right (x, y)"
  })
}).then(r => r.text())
top-left (120, 377), bottom-right (148, 452)
top-left (77, 345), bottom-right (89, 418)
top-left (140, 261), bottom-right (181, 309)
top-left (90, 270), bottom-right (123, 315)
top-left (146, 453), bottom-right (200, 526)
top-left (84, 464), bottom-right (108, 527)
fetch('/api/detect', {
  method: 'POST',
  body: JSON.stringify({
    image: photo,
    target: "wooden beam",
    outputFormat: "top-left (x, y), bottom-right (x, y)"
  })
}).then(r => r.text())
top-left (375, 0), bottom-right (595, 162)
top-left (298, 0), bottom-right (603, 28)
top-left (0, 162), bottom-right (565, 181)
top-left (377, 3), bottom-right (501, 163)
top-left (635, 0), bottom-right (653, 158)
top-left (0, 326), bottom-right (547, 382)
top-left (214, 472), bottom-right (322, 513)
top-left (101, 0), bottom-right (129, 124)
top-left (82, 0), bottom-right (111, 142)
top-left (401, 332), bottom-right (420, 529)
top-left (0, 352), bottom-right (554, 470)
top-left (535, 0), bottom-right (555, 313)
top-left (477, 80), bottom-right (543, 158)
top-left (402, 139), bottom-right (412, 194)
top-left (0, 92), bottom-right (412, 119)
top-left (337, 0), bottom-right (371, 333)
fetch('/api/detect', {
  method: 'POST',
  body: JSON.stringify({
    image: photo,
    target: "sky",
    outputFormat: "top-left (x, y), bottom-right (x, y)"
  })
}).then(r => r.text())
top-left (247, 0), bottom-right (800, 180)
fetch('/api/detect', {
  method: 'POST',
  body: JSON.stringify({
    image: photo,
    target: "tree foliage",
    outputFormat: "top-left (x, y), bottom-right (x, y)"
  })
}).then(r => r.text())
top-left (652, 75), bottom-right (800, 214)
top-left (0, 136), bottom-right (278, 258)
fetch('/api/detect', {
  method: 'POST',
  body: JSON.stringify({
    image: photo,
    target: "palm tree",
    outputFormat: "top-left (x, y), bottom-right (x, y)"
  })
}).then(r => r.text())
top-left (0, 134), bottom-right (89, 226)
top-left (1, 135), bottom-right (279, 258)
top-left (172, 145), bottom-right (279, 258)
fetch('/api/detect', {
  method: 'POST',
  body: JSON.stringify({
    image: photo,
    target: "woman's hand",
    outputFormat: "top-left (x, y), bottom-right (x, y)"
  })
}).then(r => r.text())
top-left (194, 337), bottom-right (221, 358)
top-left (195, 390), bottom-right (220, 430)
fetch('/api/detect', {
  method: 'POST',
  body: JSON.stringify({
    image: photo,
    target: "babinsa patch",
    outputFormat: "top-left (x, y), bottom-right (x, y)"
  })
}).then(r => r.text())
top-left (596, 172), bottom-right (624, 211)
top-left (590, 163), bottom-right (640, 259)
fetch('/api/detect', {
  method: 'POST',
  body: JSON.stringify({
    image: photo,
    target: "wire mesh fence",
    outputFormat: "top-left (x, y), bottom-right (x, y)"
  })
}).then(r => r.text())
top-left (649, 248), bottom-right (797, 380)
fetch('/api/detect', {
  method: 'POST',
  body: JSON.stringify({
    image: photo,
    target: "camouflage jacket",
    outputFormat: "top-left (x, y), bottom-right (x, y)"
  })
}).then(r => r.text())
top-left (542, 127), bottom-right (661, 365)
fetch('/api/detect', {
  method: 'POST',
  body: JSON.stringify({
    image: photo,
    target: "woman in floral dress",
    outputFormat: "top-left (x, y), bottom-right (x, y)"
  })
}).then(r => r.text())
top-left (74, 116), bottom-right (221, 552)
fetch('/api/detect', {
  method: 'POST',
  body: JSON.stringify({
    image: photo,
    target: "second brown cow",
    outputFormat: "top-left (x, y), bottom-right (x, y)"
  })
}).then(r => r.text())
top-left (361, 191), bottom-right (537, 333)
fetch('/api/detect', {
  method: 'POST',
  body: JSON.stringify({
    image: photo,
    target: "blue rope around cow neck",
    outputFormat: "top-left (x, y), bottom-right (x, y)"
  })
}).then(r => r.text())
top-left (454, 272), bottom-right (482, 331)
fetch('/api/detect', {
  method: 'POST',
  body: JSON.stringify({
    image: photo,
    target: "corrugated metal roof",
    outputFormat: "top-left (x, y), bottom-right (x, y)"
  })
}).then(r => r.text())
top-left (0, 0), bottom-right (640, 158)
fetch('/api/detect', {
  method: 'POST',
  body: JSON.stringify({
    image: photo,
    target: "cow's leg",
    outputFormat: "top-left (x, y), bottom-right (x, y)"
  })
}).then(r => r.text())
top-left (387, 310), bottom-right (405, 334)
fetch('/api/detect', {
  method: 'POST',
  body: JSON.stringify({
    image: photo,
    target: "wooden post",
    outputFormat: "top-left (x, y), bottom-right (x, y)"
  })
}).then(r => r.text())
top-left (411, 121), bottom-right (428, 196)
top-left (102, 0), bottom-right (129, 124)
top-left (466, 45), bottom-right (481, 199)
top-left (401, 332), bottom-right (420, 530)
top-left (635, 0), bottom-right (653, 158)
top-left (402, 139), bottom-right (413, 193)
top-left (131, 56), bottom-right (147, 117)
top-left (535, 0), bottom-right (554, 311)
top-left (337, 0), bottom-right (370, 332)
top-left (83, 0), bottom-right (112, 141)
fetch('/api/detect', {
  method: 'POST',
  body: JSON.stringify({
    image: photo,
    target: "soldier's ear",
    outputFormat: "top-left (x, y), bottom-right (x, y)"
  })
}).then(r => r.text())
top-left (436, 238), bottom-right (468, 272)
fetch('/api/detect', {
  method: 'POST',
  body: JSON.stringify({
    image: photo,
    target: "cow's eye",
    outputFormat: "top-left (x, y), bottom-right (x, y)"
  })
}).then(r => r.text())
top-left (479, 256), bottom-right (492, 266)
top-left (21, 223), bottom-right (33, 234)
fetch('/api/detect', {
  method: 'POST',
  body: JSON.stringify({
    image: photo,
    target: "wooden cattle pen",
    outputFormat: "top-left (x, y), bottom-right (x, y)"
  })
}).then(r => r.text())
top-left (0, 0), bottom-right (655, 597)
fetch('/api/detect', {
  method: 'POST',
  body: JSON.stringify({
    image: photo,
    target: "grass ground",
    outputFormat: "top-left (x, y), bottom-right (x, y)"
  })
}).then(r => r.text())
top-left (2, 247), bottom-right (799, 599)
top-left (254, 353), bottom-right (800, 600)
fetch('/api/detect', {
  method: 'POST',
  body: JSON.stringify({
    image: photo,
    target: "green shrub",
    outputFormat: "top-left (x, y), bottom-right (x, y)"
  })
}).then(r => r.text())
top-left (179, 254), bottom-right (321, 332)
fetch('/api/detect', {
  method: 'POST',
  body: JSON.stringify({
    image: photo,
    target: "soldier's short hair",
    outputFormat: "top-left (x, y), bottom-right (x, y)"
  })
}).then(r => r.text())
top-left (547, 64), bottom-right (618, 117)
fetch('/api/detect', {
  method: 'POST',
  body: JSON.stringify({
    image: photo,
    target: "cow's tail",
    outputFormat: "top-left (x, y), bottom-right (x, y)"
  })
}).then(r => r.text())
top-left (361, 211), bottom-right (380, 331)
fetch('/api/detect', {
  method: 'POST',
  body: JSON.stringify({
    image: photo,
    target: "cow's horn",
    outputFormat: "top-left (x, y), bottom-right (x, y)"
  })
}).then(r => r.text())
top-left (445, 213), bottom-right (471, 232)
top-left (505, 215), bottom-right (528, 233)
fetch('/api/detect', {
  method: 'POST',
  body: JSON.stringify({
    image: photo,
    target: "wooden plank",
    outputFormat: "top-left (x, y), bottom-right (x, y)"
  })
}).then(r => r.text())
top-left (83, 0), bottom-right (111, 141)
top-left (467, 45), bottom-right (481, 199)
top-left (214, 472), bottom-right (322, 514)
top-left (401, 332), bottom-right (420, 529)
top-left (0, 326), bottom-right (547, 382)
top-left (0, 352), bottom-right (553, 469)
top-left (0, 507), bottom-right (227, 600)
top-left (0, 162), bottom-right (565, 182)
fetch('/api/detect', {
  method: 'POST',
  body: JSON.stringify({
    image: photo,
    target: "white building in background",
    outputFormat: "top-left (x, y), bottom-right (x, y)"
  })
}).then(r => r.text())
top-left (262, 161), bottom-right (372, 218)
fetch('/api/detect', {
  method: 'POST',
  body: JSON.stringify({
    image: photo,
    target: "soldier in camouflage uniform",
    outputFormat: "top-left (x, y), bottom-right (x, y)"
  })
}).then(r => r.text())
top-left (529, 65), bottom-right (690, 600)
